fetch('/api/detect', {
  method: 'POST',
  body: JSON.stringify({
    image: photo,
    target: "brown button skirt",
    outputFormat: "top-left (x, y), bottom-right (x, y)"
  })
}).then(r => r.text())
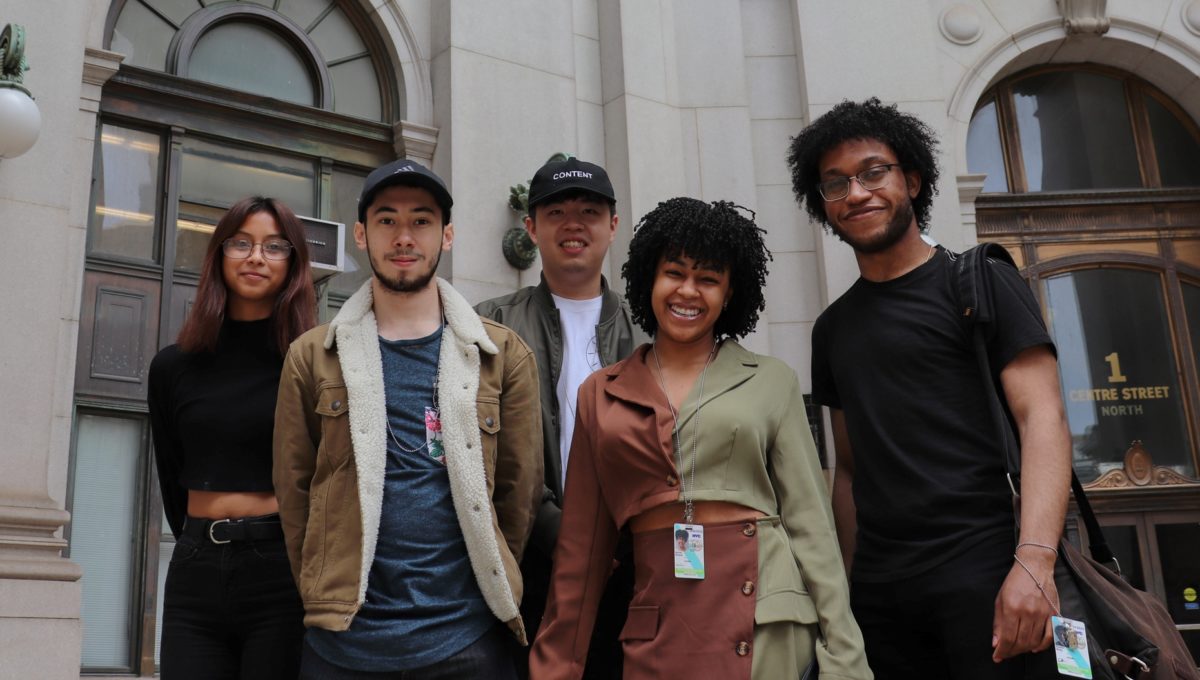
top-left (620, 519), bottom-right (759, 680)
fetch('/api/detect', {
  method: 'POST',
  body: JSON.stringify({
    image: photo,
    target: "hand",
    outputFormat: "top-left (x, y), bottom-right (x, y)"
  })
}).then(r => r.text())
top-left (992, 553), bottom-right (1057, 662)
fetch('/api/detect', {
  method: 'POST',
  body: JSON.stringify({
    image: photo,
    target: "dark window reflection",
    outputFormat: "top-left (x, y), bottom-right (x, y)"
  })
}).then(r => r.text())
top-left (1144, 94), bottom-right (1200, 188)
top-left (1045, 269), bottom-right (1193, 479)
top-left (1155, 523), bottom-right (1200, 627)
top-left (1097, 524), bottom-right (1144, 590)
top-left (1185, 283), bottom-right (1200, 387)
top-left (1013, 71), bottom-right (1141, 191)
top-left (967, 98), bottom-right (1009, 193)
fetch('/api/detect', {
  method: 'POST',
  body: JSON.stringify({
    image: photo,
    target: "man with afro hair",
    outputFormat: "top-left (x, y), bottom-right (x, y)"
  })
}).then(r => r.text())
top-left (788, 98), bottom-right (1072, 679)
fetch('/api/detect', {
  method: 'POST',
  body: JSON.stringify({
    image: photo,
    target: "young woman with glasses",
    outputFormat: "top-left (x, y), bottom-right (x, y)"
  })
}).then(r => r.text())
top-left (148, 196), bottom-right (316, 678)
top-left (530, 198), bottom-right (872, 680)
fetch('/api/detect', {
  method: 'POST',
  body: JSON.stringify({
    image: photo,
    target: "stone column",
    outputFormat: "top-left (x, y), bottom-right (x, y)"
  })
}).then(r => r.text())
top-left (0, 43), bottom-right (122, 678)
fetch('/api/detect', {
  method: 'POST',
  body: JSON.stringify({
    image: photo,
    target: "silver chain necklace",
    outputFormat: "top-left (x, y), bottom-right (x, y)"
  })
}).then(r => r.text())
top-left (651, 341), bottom-right (718, 524)
top-left (386, 371), bottom-right (439, 454)
top-left (384, 322), bottom-right (443, 455)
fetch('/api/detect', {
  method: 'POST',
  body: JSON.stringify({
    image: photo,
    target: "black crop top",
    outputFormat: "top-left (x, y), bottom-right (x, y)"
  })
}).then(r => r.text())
top-left (148, 318), bottom-right (284, 538)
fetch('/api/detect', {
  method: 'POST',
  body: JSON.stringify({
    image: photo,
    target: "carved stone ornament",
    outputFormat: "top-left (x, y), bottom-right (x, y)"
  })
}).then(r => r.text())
top-left (1056, 0), bottom-right (1110, 36)
top-left (1085, 440), bottom-right (1198, 489)
top-left (1184, 0), bottom-right (1200, 37)
top-left (938, 4), bottom-right (983, 45)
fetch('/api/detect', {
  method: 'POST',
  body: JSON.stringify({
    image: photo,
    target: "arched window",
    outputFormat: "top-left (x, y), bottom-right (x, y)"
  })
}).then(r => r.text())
top-left (968, 66), bottom-right (1200, 650)
top-left (69, 1), bottom-right (403, 673)
top-left (967, 66), bottom-right (1200, 193)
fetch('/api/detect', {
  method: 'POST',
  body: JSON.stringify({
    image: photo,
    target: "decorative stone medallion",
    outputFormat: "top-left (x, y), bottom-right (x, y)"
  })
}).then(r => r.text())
top-left (939, 4), bottom-right (983, 45)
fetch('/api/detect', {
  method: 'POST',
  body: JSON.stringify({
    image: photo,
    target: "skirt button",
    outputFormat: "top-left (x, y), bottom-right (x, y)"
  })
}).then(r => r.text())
top-left (741, 522), bottom-right (756, 537)
top-left (735, 641), bottom-right (751, 656)
top-left (741, 580), bottom-right (755, 596)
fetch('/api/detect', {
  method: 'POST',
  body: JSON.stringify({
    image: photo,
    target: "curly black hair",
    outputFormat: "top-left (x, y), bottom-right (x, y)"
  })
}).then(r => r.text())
top-left (621, 197), bottom-right (771, 340)
top-left (787, 98), bottom-right (940, 231)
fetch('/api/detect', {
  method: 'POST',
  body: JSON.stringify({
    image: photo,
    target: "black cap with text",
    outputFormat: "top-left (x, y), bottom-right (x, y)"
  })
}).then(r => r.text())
top-left (526, 157), bottom-right (615, 211)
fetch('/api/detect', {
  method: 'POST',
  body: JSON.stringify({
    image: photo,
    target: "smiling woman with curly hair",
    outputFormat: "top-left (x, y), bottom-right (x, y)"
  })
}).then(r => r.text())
top-left (530, 197), bottom-right (872, 680)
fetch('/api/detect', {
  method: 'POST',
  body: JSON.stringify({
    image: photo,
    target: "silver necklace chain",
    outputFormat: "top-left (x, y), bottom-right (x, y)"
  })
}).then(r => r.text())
top-left (384, 326), bottom-right (442, 455)
top-left (651, 341), bottom-right (718, 524)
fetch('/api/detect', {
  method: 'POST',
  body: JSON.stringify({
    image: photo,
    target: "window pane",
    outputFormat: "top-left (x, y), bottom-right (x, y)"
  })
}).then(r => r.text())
top-left (91, 126), bottom-right (161, 262)
top-left (144, 0), bottom-right (201, 28)
top-left (154, 510), bottom-right (173, 668)
top-left (966, 99), bottom-right (1008, 193)
top-left (1144, 94), bottom-right (1200, 188)
top-left (330, 56), bottom-right (383, 121)
top-left (1154, 523), bottom-right (1200, 630)
top-left (178, 139), bottom-right (315, 272)
top-left (189, 22), bottom-right (316, 106)
top-left (278, 0), bottom-right (332, 33)
top-left (1046, 269), bottom-right (1193, 480)
top-left (111, 0), bottom-right (176, 71)
top-left (73, 414), bottom-right (143, 669)
top-left (327, 168), bottom-right (370, 297)
top-left (1013, 71), bottom-right (1141, 191)
top-left (308, 7), bottom-right (366, 63)
top-left (1186, 282), bottom-right (1200, 394)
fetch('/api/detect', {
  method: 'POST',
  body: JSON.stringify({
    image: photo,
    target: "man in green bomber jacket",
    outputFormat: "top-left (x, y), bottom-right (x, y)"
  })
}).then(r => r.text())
top-left (274, 159), bottom-right (543, 677)
top-left (476, 157), bottom-right (642, 678)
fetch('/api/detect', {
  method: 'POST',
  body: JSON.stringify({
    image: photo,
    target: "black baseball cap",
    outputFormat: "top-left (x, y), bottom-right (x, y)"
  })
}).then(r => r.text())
top-left (526, 157), bottom-right (615, 211)
top-left (358, 159), bottom-right (453, 223)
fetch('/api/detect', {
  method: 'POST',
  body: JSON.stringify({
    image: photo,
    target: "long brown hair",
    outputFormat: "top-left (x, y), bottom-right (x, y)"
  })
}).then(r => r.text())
top-left (176, 196), bottom-right (317, 355)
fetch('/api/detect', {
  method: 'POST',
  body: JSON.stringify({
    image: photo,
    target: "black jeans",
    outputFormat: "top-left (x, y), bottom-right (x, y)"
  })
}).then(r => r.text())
top-left (299, 625), bottom-right (517, 680)
top-left (851, 535), bottom-right (1057, 680)
top-left (159, 525), bottom-right (305, 679)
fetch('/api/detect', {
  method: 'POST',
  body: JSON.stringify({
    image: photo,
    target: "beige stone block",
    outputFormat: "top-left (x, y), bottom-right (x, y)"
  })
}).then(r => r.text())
top-left (696, 107), bottom-right (757, 207)
top-left (450, 0), bottom-right (574, 76)
top-left (979, 0), bottom-right (1062, 35)
top-left (622, 95), bottom-right (689, 216)
top-left (768, 321), bottom-right (813, 391)
top-left (751, 119), bottom-right (801, 186)
top-left (673, 0), bottom-right (749, 107)
top-left (766, 251), bottom-right (822, 323)
top-left (0, 615), bottom-right (81, 680)
top-left (574, 0), bottom-right (600, 39)
top-left (756, 184), bottom-right (812, 254)
top-left (747, 56), bottom-right (804, 120)
top-left (576, 101), bottom-right (607, 166)
top-left (740, 0), bottom-right (797, 57)
top-left (797, 0), bottom-right (942, 106)
top-left (575, 35), bottom-right (603, 105)
top-left (0, 578), bottom-right (80, 618)
top-left (614, 0), bottom-right (673, 103)
top-left (680, 109), bottom-right (703, 198)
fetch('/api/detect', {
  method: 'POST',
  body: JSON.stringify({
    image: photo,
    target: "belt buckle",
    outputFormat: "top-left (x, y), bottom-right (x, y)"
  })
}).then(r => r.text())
top-left (207, 518), bottom-right (232, 544)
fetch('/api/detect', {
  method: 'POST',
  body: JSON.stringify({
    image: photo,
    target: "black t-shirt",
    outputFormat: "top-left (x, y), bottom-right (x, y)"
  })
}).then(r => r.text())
top-left (811, 247), bottom-right (1053, 582)
top-left (148, 318), bottom-right (283, 538)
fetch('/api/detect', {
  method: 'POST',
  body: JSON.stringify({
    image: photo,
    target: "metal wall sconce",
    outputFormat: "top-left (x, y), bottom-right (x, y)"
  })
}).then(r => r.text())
top-left (0, 24), bottom-right (41, 159)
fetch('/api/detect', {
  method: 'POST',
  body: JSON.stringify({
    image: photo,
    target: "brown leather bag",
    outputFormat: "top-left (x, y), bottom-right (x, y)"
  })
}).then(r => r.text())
top-left (957, 243), bottom-right (1200, 679)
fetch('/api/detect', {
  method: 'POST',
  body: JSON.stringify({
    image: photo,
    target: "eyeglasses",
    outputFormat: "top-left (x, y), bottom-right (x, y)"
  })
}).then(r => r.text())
top-left (221, 237), bottom-right (293, 261)
top-left (817, 164), bottom-right (902, 202)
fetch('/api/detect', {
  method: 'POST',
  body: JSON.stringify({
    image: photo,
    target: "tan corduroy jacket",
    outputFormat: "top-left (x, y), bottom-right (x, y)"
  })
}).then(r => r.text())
top-left (273, 278), bottom-right (543, 644)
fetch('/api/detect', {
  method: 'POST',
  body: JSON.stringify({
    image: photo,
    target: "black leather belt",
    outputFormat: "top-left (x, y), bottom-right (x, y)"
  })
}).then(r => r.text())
top-left (182, 514), bottom-right (284, 544)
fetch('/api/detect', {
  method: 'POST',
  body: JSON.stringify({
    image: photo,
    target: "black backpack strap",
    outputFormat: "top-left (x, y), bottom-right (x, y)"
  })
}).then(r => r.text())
top-left (956, 243), bottom-right (1117, 570)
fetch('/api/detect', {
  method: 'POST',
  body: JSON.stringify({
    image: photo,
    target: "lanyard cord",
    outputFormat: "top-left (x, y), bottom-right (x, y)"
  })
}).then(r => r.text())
top-left (651, 341), bottom-right (718, 524)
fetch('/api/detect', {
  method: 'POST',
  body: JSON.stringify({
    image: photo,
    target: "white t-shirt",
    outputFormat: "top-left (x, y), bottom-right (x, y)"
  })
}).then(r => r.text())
top-left (551, 293), bottom-right (603, 490)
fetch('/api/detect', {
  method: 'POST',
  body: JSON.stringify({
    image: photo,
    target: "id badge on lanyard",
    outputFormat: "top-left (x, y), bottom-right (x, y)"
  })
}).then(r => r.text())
top-left (673, 523), bottom-right (705, 579)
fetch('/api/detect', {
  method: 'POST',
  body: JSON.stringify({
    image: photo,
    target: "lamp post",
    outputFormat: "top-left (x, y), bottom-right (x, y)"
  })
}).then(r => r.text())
top-left (0, 23), bottom-right (40, 159)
